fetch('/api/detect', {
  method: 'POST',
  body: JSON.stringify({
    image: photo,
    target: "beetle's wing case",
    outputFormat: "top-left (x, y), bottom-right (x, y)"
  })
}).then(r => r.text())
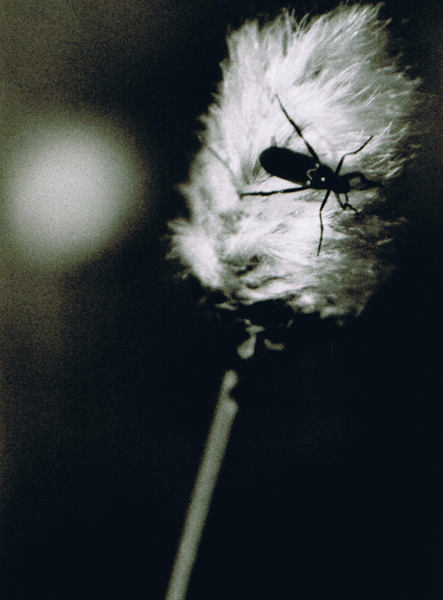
top-left (259, 147), bottom-right (316, 185)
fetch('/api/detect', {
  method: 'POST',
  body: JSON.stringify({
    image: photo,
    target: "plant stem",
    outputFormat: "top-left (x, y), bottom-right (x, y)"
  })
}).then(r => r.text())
top-left (165, 369), bottom-right (239, 600)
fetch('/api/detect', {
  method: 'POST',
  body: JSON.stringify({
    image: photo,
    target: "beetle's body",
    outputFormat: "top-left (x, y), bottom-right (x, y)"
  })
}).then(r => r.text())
top-left (259, 147), bottom-right (315, 185)
top-left (259, 146), bottom-right (376, 194)
top-left (241, 96), bottom-right (380, 253)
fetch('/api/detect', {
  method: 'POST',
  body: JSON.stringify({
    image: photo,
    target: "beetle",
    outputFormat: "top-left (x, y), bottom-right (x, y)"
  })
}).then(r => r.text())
top-left (241, 96), bottom-right (380, 254)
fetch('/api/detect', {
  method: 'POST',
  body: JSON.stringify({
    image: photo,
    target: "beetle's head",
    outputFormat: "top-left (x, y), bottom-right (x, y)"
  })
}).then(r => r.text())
top-left (306, 164), bottom-right (331, 188)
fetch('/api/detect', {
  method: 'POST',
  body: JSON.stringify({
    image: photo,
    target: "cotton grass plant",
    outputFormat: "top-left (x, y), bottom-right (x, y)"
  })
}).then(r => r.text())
top-left (166, 5), bottom-right (421, 599)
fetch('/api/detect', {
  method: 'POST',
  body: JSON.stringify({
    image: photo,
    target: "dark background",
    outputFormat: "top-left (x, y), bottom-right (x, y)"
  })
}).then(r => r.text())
top-left (0, 0), bottom-right (442, 598)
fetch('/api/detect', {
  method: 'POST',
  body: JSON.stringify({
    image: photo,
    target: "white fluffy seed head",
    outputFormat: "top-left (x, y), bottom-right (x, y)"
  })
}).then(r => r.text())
top-left (170, 4), bottom-right (421, 320)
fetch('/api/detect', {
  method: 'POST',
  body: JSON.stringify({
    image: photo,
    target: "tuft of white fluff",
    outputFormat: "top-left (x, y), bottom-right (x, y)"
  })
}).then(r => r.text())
top-left (170, 4), bottom-right (421, 320)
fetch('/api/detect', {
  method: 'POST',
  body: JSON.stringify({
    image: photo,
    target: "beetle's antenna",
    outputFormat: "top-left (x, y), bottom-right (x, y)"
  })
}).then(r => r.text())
top-left (275, 95), bottom-right (321, 164)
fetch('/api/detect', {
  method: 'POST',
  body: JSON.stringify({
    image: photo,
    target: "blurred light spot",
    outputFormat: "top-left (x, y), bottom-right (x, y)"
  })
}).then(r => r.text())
top-left (4, 112), bottom-right (147, 267)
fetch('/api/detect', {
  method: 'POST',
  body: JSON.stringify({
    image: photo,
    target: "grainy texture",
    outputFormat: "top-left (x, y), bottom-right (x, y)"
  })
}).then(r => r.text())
top-left (170, 4), bottom-right (421, 319)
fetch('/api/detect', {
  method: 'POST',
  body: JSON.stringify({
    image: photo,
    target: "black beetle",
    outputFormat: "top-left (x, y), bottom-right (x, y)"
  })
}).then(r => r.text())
top-left (241, 96), bottom-right (380, 254)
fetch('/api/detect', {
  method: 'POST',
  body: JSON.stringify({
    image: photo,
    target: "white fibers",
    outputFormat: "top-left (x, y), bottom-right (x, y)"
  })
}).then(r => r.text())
top-left (170, 4), bottom-right (421, 319)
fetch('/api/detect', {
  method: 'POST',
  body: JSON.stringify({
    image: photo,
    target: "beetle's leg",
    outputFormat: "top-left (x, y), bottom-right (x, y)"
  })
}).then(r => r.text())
top-left (319, 188), bottom-right (331, 213)
top-left (334, 192), bottom-right (346, 210)
top-left (335, 192), bottom-right (359, 213)
top-left (317, 189), bottom-right (331, 255)
top-left (275, 96), bottom-right (321, 164)
top-left (334, 137), bottom-right (373, 176)
top-left (241, 185), bottom-right (310, 197)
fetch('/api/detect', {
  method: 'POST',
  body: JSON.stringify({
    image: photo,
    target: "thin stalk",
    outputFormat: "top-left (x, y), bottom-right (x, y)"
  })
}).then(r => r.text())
top-left (165, 369), bottom-right (239, 600)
